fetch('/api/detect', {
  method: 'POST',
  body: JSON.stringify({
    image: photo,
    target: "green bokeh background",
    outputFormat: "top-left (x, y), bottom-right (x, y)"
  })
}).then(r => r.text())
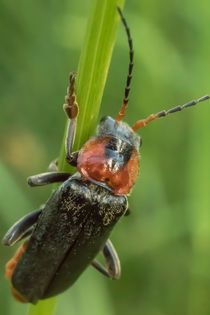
top-left (0, 1), bottom-right (210, 315)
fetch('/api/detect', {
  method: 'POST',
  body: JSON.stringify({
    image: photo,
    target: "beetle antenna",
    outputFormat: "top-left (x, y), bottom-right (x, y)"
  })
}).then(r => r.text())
top-left (132, 95), bottom-right (210, 131)
top-left (116, 7), bottom-right (134, 122)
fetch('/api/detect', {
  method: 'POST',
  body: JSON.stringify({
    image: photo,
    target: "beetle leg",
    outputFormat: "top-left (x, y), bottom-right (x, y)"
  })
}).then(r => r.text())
top-left (66, 151), bottom-right (79, 166)
top-left (27, 172), bottom-right (71, 187)
top-left (2, 208), bottom-right (43, 246)
top-left (63, 72), bottom-right (79, 163)
top-left (48, 158), bottom-right (59, 172)
top-left (17, 226), bottom-right (35, 242)
top-left (48, 150), bottom-right (78, 172)
top-left (91, 239), bottom-right (121, 280)
top-left (124, 207), bottom-right (131, 216)
top-left (47, 73), bottom-right (79, 171)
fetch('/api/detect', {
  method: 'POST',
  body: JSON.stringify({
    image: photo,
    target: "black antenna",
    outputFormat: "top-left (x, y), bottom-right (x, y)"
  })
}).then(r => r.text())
top-left (116, 7), bottom-right (134, 122)
top-left (132, 95), bottom-right (210, 131)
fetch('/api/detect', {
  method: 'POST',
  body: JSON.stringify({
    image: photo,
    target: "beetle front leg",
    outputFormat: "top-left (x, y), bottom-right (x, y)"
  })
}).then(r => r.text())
top-left (2, 208), bottom-right (43, 246)
top-left (48, 150), bottom-right (78, 172)
top-left (27, 172), bottom-right (71, 187)
top-left (46, 73), bottom-right (79, 172)
top-left (91, 239), bottom-right (121, 280)
top-left (63, 72), bottom-right (79, 166)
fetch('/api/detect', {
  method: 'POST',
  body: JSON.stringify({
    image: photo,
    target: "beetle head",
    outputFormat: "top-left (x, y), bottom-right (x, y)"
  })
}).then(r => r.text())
top-left (97, 116), bottom-right (141, 150)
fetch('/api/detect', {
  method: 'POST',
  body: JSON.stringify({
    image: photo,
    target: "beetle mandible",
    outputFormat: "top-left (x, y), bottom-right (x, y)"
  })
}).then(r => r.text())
top-left (2, 7), bottom-right (210, 304)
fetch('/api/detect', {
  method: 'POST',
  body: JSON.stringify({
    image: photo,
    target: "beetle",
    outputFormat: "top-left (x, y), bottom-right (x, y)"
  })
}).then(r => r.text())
top-left (2, 7), bottom-right (210, 304)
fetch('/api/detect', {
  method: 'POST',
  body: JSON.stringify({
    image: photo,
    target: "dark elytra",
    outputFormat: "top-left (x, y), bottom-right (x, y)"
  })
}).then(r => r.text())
top-left (12, 175), bottom-right (127, 303)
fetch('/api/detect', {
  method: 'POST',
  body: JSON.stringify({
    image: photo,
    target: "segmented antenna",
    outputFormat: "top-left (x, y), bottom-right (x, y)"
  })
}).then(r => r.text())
top-left (132, 95), bottom-right (210, 131)
top-left (116, 7), bottom-right (134, 122)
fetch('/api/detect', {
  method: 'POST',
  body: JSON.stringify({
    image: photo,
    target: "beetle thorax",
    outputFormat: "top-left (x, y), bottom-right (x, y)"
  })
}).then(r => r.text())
top-left (77, 133), bottom-right (140, 195)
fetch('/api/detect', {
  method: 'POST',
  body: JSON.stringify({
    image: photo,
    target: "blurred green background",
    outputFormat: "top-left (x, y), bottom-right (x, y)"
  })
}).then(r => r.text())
top-left (1, 0), bottom-right (210, 315)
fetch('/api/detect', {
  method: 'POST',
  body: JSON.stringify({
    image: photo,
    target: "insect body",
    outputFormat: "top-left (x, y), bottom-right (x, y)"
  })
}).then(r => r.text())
top-left (2, 7), bottom-right (209, 304)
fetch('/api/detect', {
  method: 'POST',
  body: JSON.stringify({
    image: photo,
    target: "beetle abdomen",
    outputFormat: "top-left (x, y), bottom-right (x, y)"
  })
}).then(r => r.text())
top-left (5, 241), bottom-right (29, 303)
top-left (11, 174), bottom-right (127, 303)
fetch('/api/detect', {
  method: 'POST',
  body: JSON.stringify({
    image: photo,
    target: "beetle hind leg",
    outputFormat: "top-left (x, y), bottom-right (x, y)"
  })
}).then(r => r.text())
top-left (91, 239), bottom-right (121, 280)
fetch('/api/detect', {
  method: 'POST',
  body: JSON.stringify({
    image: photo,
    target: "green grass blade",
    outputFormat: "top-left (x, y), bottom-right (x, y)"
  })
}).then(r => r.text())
top-left (27, 298), bottom-right (57, 315)
top-left (27, 0), bottom-right (124, 314)
top-left (59, 0), bottom-right (125, 172)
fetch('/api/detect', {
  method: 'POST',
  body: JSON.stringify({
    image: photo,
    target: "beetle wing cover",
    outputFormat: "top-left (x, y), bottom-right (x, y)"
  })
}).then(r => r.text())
top-left (11, 176), bottom-right (127, 303)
